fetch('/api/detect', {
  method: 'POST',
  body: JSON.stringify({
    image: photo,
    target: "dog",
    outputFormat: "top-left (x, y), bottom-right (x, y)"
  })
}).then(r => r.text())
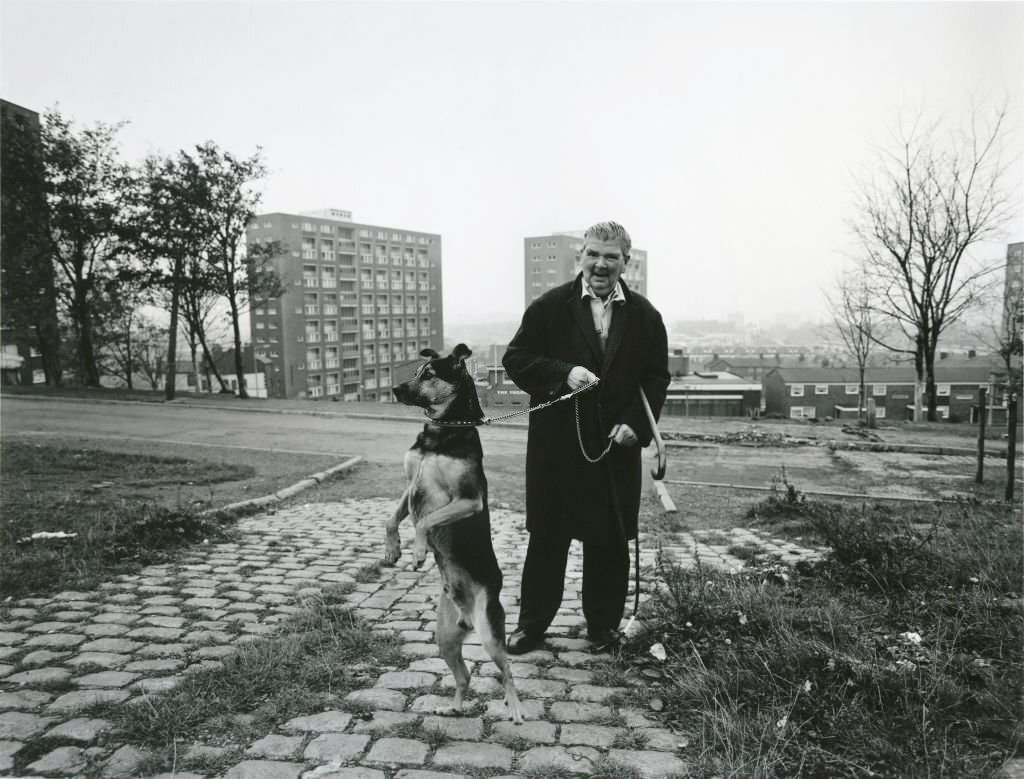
top-left (386, 344), bottom-right (523, 724)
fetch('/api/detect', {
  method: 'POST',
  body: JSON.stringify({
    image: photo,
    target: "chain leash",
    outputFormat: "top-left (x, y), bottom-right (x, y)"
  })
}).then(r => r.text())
top-left (574, 395), bottom-right (614, 463)
top-left (425, 379), bottom-right (600, 427)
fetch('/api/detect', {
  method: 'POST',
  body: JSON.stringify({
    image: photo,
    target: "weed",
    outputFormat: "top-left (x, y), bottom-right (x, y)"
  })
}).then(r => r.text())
top-left (354, 562), bottom-right (383, 583)
top-left (611, 729), bottom-right (650, 750)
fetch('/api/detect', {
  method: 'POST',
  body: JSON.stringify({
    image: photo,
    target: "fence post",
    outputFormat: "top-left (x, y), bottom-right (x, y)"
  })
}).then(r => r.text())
top-left (976, 387), bottom-right (987, 484)
top-left (1007, 392), bottom-right (1018, 502)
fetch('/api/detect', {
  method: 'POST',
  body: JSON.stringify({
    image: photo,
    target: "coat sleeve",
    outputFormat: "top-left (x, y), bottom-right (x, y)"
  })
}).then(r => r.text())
top-left (503, 301), bottom-right (576, 398)
top-left (619, 308), bottom-right (670, 447)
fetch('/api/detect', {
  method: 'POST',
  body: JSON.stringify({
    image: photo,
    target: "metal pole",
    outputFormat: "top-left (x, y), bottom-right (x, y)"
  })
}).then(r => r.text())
top-left (976, 387), bottom-right (987, 484)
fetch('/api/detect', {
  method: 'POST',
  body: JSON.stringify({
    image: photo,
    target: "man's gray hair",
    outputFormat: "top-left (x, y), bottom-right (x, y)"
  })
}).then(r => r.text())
top-left (583, 221), bottom-right (631, 260)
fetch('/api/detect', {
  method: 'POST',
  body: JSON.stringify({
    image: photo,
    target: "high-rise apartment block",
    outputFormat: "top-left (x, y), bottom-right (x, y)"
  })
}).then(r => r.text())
top-left (523, 231), bottom-right (647, 306)
top-left (246, 209), bottom-right (443, 401)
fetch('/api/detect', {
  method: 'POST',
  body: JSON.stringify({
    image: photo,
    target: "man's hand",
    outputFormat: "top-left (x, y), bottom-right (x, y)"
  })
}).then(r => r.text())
top-left (567, 366), bottom-right (599, 390)
top-left (608, 423), bottom-right (638, 447)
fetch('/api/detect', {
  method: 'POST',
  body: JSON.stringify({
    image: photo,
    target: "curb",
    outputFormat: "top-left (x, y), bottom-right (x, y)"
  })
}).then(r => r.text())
top-left (203, 455), bottom-right (363, 519)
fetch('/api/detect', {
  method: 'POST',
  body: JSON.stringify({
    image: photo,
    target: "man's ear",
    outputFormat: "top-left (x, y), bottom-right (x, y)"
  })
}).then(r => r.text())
top-left (420, 348), bottom-right (440, 359)
top-left (451, 343), bottom-right (472, 363)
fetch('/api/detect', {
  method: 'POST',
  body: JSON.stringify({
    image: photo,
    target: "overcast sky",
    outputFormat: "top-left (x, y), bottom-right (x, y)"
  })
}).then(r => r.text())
top-left (3, 1), bottom-right (1022, 328)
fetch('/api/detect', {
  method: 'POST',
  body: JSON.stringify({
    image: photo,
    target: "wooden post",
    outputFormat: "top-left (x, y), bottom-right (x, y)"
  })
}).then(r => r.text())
top-left (976, 387), bottom-right (987, 484)
top-left (1007, 392), bottom-right (1018, 502)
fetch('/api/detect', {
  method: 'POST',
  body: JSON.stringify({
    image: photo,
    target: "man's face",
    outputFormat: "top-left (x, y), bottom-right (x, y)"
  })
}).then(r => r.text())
top-left (581, 237), bottom-right (628, 299)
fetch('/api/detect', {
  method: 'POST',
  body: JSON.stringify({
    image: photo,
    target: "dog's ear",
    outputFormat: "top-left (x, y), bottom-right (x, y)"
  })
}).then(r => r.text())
top-left (451, 343), bottom-right (472, 364)
top-left (419, 348), bottom-right (440, 360)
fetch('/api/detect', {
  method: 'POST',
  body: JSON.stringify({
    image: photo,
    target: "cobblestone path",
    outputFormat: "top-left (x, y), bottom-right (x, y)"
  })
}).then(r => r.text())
top-left (0, 499), bottom-right (824, 778)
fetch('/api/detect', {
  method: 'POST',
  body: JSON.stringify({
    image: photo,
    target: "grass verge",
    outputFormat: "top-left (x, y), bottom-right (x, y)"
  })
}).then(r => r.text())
top-left (0, 441), bottom-right (253, 598)
top-left (622, 496), bottom-right (1022, 778)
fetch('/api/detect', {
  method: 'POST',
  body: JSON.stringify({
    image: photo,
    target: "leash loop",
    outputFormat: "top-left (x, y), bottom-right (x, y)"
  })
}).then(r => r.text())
top-left (574, 395), bottom-right (615, 463)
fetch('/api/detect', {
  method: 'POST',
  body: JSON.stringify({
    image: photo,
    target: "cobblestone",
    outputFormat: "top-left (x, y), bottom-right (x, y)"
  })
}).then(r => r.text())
top-left (0, 497), bottom-right (821, 777)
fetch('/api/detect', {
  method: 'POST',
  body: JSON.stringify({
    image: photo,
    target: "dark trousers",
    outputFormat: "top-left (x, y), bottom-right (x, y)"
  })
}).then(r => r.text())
top-left (516, 528), bottom-right (630, 635)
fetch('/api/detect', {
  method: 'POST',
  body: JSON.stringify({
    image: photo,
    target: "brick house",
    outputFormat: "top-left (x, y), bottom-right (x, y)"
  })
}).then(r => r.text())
top-left (764, 358), bottom-right (1007, 422)
top-left (663, 371), bottom-right (762, 417)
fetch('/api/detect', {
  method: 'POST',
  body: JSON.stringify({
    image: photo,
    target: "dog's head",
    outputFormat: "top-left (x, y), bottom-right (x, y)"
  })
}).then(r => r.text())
top-left (392, 344), bottom-right (482, 422)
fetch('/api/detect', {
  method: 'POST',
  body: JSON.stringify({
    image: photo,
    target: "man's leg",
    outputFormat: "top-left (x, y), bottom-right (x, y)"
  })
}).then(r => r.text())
top-left (581, 536), bottom-right (630, 638)
top-left (510, 529), bottom-right (571, 651)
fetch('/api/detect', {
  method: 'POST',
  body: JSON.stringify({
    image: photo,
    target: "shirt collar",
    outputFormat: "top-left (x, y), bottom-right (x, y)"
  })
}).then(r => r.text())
top-left (581, 279), bottom-right (626, 305)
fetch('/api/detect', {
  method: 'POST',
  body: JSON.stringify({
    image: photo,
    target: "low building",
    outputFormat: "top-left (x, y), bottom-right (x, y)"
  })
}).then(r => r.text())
top-left (764, 358), bottom-right (1007, 422)
top-left (663, 371), bottom-right (762, 417)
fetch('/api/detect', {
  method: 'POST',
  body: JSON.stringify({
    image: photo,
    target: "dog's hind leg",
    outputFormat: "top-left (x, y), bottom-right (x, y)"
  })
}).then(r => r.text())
top-left (435, 591), bottom-right (471, 716)
top-left (383, 486), bottom-right (410, 566)
top-left (475, 590), bottom-right (523, 724)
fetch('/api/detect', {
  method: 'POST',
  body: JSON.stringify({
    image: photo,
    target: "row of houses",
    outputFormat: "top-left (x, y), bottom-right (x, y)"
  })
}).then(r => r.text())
top-left (481, 353), bottom-right (1015, 423)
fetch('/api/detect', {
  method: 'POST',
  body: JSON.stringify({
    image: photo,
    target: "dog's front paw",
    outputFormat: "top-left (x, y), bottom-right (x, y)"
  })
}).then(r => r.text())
top-left (383, 539), bottom-right (401, 566)
top-left (413, 533), bottom-right (428, 569)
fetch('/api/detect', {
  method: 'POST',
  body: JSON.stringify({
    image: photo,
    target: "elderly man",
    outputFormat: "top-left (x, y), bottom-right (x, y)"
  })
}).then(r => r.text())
top-left (502, 220), bottom-right (670, 653)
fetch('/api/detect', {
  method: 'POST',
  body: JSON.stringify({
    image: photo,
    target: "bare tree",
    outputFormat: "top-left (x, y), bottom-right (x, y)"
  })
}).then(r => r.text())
top-left (852, 99), bottom-right (1019, 421)
top-left (826, 262), bottom-right (887, 421)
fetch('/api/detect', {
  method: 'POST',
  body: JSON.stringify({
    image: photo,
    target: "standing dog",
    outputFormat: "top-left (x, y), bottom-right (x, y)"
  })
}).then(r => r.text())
top-left (387, 344), bottom-right (523, 724)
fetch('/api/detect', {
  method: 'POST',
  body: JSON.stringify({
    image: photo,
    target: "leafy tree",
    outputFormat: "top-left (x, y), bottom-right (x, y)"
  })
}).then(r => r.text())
top-left (41, 110), bottom-right (134, 386)
top-left (852, 100), bottom-right (1017, 421)
top-left (188, 142), bottom-right (283, 398)
top-left (0, 104), bottom-right (62, 384)
top-left (101, 308), bottom-right (167, 390)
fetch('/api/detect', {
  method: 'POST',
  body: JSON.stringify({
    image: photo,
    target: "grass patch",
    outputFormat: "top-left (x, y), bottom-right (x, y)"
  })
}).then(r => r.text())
top-left (80, 591), bottom-right (403, 775)
top-left (625, 497), bottom-right (1022, 778)
top-left (0, 441), bottom-right (251, 598)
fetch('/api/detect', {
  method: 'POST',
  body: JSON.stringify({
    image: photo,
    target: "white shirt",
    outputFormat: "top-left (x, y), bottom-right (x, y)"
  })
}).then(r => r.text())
top-left (581, 280), bottom-right (626, 350)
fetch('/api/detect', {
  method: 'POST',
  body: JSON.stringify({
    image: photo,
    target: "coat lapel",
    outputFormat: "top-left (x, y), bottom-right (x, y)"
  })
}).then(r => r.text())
top-left (566, 282), bottom-right (603, 368)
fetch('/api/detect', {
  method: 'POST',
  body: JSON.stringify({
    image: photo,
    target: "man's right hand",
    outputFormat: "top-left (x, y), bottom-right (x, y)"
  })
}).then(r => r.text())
top-left (567, 366), bottom-right (599, 390)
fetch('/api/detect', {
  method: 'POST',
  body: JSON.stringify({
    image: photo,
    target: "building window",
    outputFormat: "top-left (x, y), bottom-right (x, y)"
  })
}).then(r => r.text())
top-left (790, 384), bottom-right (804, 397)
top-left (937, 384), bottom-right (951, 397)
top-left (873, 384), bottom-right (886, 396)
top-left (790, 406), bottom-right (816, 419)
top-left (845, 384), bottom-right (859, 395)
top-left (302, 222), bottom-right (313, 231)
top-left (320, 224), bottom-right (332, 234)
top-left (875, 407), bottom-right (887, 419)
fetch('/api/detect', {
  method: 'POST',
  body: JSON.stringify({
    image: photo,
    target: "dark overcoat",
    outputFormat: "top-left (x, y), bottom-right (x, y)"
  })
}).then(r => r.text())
top-left (502, 274), bottom-right (670, 545)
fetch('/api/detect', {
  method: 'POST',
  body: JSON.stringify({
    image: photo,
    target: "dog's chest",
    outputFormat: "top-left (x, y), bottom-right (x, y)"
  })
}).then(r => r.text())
top-left (404, 449), bottom-right (476, 519)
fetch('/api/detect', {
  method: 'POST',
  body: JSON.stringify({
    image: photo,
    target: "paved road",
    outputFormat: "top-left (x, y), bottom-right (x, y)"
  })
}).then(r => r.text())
top-left (1, 397), bottom-right (530, 464)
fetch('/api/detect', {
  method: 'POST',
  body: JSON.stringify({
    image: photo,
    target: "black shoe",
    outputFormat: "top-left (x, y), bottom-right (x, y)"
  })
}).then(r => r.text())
top-left (586, 626), bottom-right (622, 651)
top-left (506, 627), bottom-right (544, 655)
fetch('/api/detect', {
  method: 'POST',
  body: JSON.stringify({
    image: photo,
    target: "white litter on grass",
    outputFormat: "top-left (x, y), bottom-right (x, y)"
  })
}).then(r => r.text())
top-left (899, 631), bottom-right (923, 645)
top-left (19, 531), bottom-right (78, 543)
top-left (649, 642), bottom-right (667, 661)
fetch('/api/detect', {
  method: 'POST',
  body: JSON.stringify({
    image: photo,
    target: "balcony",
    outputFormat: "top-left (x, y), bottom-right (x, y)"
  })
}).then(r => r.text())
top-left (390, 281), bottom-right (402, 291)
top-left (364, 379), bottom-right (378, 390)
top-left (308, 386), bottom-right (324, 398)
top-left (341, 318), bottom-right (358, 332)
top-left (308, 360), bottom-right (322, 370)
top-left (305, 333), bottom-right (321, 343)
top-left (323, 305), bottom-right (338, 315)
top-left (304, 305), bottom-right (319, 315)
top-left (301, 250), bottom-right (314, 260)
top-left (363, 356), bottom-right (376, 366)
top-left (327, 384), bottom-right (340, 395)
top-left (343, 368), bottom-right (360, 379)
top-left (419, 282), bottom-right (430, 291)
top-left (405, 282), bottom-right (417, 291)
top-left (323, 332), bottom-right (338, 343)
top-left (360, 281), bottom-right (373, 290)
top-left (303, 278), bottom-right (318, 288)
top-left (326, 359), bottom-right (339, 369)
top-left (321, 279), bottom-right (337, 288)
top-left (376, 280), bottom-right (388, 289)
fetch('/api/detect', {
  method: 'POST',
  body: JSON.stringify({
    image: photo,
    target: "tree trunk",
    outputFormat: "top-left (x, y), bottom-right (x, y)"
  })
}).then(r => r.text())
top-left (924, 338), bottom-right (939, 422)
top-left (164, 255), bottom-right (184, 401)
top-left (913, 340), bottom-right (924, 422)
top-left (37, 269), bottom-right (62, 385)
top-left (231, 308), bottom-right (247, 399)
top-left (858, 366), bottom-right (866, 421)
top-left (1007, 391), bottom-right (1018, 503)
top-left (196, 329), bottom-right (229, 393)
top-left (78, 305), bottom-right (100, 387)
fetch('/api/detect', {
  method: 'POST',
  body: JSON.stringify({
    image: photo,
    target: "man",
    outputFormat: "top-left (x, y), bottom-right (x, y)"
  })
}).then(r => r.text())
top-left (502, 221), bottom-right (670, 654)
